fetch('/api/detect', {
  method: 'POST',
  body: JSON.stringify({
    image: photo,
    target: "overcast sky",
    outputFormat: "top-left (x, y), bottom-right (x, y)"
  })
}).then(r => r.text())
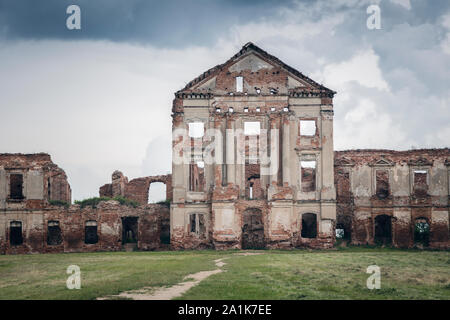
top-left (0, 0), bottom-right (449, 202)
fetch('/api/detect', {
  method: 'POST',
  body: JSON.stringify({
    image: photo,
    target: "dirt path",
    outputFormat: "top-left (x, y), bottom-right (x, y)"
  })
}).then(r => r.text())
top-left (97, 252), bottom-right (265, 300)
top-left (97, 257), bottom-right (227, 300)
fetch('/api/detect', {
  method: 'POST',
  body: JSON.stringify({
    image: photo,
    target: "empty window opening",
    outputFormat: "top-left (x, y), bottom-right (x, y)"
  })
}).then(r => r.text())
top-left (47, 178), bottom-right (51, 199)
top-left (256, 107), bottom-right (261, 112)
top-left (236, 76), bottom-right (243, 92)
top-left (270, 88), bottom-right (278, 94)
top-left (283, 107), bottom-right (289, 112)
top-left (148, 182), bottom-right (167, 204)
top-left (229, 107), bottom-right (234, 113)
top-left (374, 215), bottom-right (392, 245)
top-left (246, 163), bottom-right (262, 199)
top-left (414, 217), bottom-right (430, 247)
top-left (336, 221), bottom-right (351, 241)
top-left (216, 108), bottom-right (221, 113)
top-left (301, 160), bottom-right (316, 192)
top-left (85, 221), bottom-right (98, 244)
top-left (244, 107), bottom-right (249, 113)
top-left (188, 122), bottom-right (204, 138)
top-left (9, 174), bottom-right (24, 200)
top-left (336, 170), bottom-right (351, 200)
top-left (222, 164), bottom-right (227, 187)
top-left (10, 221), bottom-right (23, 246)
top-left (122, 217), bottom-right (138, 244)
top-left (300, 120), bottom-right (316, 136)
top-left (189, 213), bottom-right (206, 237)
top-left (301, 213), bottom-right (317, 238)
top-left (47, 221), bottom-right (62, 245)
top-left (255, 87), bottom-right (261, 94)
top-left (189, 161), bottom-right (205, 192)
top-left (242, 208), bottom-right (265, 249)
top-left (376, 170), bottom-right (390, 199)
top-left (413, 170), bottom-right (428, 197)
top-left (270, 107), bottom-right (276, 112)
top-left (244, 122), bottom-right (260, 136)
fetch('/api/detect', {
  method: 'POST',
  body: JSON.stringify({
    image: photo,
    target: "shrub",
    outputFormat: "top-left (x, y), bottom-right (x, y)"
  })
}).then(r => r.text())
top-left (156, 199), bottom-right (171, 207)
top-left (74, 196), bottom-right (139, 209)
top-left (48, 200), bottom-right (70, 208)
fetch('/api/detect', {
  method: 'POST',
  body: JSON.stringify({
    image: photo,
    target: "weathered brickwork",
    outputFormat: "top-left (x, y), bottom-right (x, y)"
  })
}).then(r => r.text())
top-left (335, 149), bottom-right (450, 249)
top-left (0, 201), bottom-right (169, 254)
top-left (100, 171), bottom-right (172, 205)
top-left (171, 43), bottom-right (337, 250)
top-left (1, 155), bottom-right (169, 254)
top-left (2, 43), bottom-right (449, 254)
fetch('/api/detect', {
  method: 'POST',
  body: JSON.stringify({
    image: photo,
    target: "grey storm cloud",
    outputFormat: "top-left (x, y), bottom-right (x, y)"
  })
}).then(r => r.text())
top-left (0, 0), bottom-right (297, 46)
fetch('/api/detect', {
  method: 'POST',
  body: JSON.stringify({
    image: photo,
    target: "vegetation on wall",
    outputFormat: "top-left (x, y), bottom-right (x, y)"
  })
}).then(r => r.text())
top-left (74, 196), bottom-right (139, 209)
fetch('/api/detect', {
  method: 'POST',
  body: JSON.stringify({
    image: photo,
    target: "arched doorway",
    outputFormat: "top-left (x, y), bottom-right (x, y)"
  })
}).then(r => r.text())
top-left (414, 217), bottom-right (430, 247)
top-left (374, 214), bottom-right (392, 245)
top-left (242, 208), bottom-right (265, 249)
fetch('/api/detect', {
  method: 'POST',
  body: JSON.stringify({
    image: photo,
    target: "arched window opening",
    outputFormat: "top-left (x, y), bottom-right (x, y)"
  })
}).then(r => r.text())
top-left (148, 182), bottom-right (167, 204)
top-left (85, 220), bottom-right (98, 244)
top-left (414, 217), bottom-right (430, 247)
top-left (10, 221), bottom-right (23, 245)
top-left (47, 220), bottom-right (62, 245)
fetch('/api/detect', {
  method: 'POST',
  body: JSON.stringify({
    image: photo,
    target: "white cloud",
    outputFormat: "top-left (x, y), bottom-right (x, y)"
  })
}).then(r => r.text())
top-left (390, 0), bottom-right (411, 10)
top-left (312, 49), bottom-right (390, 92)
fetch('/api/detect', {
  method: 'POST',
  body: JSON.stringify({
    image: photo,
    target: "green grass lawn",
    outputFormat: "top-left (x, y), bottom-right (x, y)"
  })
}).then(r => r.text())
top-left (0, 248), bottom-right (449, 300)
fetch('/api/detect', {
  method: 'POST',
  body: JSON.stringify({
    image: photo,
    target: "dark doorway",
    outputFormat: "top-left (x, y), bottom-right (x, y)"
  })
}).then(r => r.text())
top-left (10, 174), bottom-right (24, 200)
top-left (242, 208), bottom-right (265, 249)
top-left (160, 222), bottom-right (170, 245)
top-left (122, 217), bottom-right (138, 244)
top-left (47, 221), bottom-right (62, 245)
top-left (10, 221), bottom-right (23, 245)
top-left (301, 213), bottom-right (317, 238)
top-left (85, 221), bottom-right (98, 244)
top-left (374, 215), bottom-right (392, 245)
top-left (414, 217), bottom-right (430, 247)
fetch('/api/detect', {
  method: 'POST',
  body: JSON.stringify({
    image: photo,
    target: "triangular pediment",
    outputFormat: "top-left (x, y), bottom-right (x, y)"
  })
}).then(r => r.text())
top-left (408, 157), bottom-right (432, 166)
top-left (335, 157), bottom-right (355, 167)
top-left (179, 42), bottom-right (334, 95)
top-left (370, 157), bottom-right (394, 167)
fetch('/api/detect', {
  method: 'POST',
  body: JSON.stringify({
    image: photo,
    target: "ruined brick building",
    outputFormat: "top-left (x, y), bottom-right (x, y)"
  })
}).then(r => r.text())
top-left (0, 43), bottom-right (449, 254)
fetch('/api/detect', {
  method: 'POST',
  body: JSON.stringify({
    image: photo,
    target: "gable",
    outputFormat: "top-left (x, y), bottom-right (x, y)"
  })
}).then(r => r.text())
top-left (180, 42), bottom-right (335, 96)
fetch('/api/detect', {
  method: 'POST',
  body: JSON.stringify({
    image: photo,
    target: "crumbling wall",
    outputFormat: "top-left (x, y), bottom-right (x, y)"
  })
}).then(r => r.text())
top-left (0, 153), bottom-right (71, 211)
top-left (0, 201), bottom-right (168, 254)
top-left (99, 171), bottom-right (172, 205)
top-left (335, 149), bottom-right (450, 249)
